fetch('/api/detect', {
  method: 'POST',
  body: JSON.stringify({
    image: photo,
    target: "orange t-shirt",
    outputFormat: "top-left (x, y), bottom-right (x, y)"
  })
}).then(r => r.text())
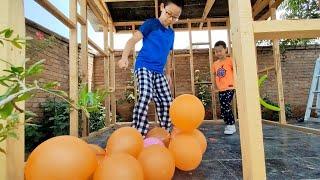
top-left (211, 57), bottom-right (234, 91)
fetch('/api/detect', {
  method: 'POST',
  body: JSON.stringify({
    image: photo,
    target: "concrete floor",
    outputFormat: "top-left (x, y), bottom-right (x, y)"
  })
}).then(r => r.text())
top-left (86, 121), bottom-right (320, 180)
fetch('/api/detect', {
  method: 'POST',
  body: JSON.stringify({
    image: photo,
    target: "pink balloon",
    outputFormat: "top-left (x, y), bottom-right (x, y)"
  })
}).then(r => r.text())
top-left (143, 137), bottom-right (164, 148)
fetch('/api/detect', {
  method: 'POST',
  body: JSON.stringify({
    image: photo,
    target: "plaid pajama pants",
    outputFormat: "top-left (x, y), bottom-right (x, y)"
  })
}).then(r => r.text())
top-left (132, 68), bottom-right (173, 136)
top-left (218, 89), bottom-right (235, 125)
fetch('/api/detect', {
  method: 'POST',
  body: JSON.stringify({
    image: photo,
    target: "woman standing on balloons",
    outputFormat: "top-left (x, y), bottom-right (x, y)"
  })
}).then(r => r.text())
top-left (118, 0), bottom-right (184, 136)
top-left (212, 41), bottom-right (237, 135)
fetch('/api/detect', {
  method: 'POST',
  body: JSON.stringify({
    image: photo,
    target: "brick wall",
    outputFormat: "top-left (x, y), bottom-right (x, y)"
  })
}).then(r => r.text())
top-left (257, 46), bottom-right (320, 117)
top-left (93, 47), bottom-right (320, 118)
top-left (25, 19), bottom-right (94, 120)
top-left (25, 20), bottom-right (70, 118)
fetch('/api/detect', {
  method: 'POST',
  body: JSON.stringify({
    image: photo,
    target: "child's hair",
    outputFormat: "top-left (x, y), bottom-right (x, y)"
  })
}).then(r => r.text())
top-left (214, 41), bottom-right (227, 49)
top-left (162, 0), bottom-right (185, 8)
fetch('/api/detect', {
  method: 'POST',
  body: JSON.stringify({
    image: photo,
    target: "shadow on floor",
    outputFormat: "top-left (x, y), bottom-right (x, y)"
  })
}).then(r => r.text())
top-left (86, 121), bottom-right (320, 180)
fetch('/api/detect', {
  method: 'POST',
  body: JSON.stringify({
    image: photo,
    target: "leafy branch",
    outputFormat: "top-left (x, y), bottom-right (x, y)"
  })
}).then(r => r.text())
top-left (0, 28), bottom-right (108, 154)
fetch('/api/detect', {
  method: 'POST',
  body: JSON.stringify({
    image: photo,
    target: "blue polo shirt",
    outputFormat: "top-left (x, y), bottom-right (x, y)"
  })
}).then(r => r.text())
top-left (135, 18), bottom-right (174, 74)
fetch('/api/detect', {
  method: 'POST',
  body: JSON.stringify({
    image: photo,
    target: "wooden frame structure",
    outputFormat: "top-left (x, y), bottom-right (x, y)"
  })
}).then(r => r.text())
top-left (1, 0), bottom-right (320, 179)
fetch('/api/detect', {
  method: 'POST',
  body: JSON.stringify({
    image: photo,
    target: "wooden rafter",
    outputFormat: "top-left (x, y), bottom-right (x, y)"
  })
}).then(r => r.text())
top-left (105, 0), bottom-right (152, 2)
top-left (199, 0), bottom-right (216, 29)
top-left (87, 0), bottom-right (116, 32)
top-left (255, 0), bottom-right (284, 20)
top-left (252, 0), bottom-right (270, 18)
top-left (269, 0), bottom-right (284, 8)
top-left (258, 10), bottom-right (271, 20)
top-left (35, 0), bottom-right (76, 29)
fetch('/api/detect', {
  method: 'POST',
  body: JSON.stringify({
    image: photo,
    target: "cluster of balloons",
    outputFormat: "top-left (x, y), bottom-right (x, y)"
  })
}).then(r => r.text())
top-left (169, 94), bottom-right (207, 171)
top-left (24, 94), bottom-right (206, 180)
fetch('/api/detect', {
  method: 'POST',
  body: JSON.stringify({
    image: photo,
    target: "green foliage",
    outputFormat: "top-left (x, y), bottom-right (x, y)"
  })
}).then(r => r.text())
top-left (89, 104), bottom-right (106, 132)
top-left (194, 70), bottom-right (212, 108)
top-left (0, 28), bottom-right (28, 49)
top-left (25, 124), bottom-right (43, 153)
top-left (118, 69), bottom-right (136, 104)
top-left (78, 84), bottom-right (108, 118)
top-left (0, 28), bottom-right (67, 154)
top-left (279, 0), bottom-right (320, 50)
top-left (1, 28), bottom-right (109, 154)
top-left (25, 99), bottom-right (70, 153)
top-left (41, 99), bottom-right (70, 137)
top-left (279, 0), bottom-right (320, 19)
top-left (261, 96), bottom-right (293, 121)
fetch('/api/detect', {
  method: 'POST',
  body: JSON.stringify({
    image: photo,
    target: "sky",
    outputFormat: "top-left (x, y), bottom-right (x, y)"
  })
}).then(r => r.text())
top-left (24, 1), bottom-right (280, 50)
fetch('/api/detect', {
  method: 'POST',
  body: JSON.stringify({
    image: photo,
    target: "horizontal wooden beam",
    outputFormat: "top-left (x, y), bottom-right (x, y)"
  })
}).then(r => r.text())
top-left (105, 0), bottom-right (152, 2)
top-left (253, 19), bottom-right (320, 40)
top-left (77, 13), bottom-right (87, 25)
top-left (262, 120), bottom-right (320, 135)
top-left (35, 0), bottom-right (76, 29)
top-left (116, 26), bottom-right (227, 33)
top-left (114, 18), bottom-right (228, 26)
top-left (88, 38), bottom-right (107, 56)
top-left (258, 65), bottom-right (275, 73)
top-left (269, 0), bottom-right (284, 8)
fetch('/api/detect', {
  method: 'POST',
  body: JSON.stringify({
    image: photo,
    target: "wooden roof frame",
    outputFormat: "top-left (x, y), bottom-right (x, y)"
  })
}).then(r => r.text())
top-left (99, 0), bottom-right (284, 33)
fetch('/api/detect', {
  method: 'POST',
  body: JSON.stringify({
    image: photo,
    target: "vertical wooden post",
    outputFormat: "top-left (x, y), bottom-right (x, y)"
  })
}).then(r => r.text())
top-left (155, 0), bottom-right (159, 18)
top-left (80, 0), bottom-right (89, 137)
top-left (228, 0), bottom-right (266, 179)
top-left (172, 51), bottom-right (176, 98)
top-left (270, 6), bottom-right (286, 124)
top-left (188, 21), bottom-right (195, 95)
top-left (132, 25), bottom-right (138, 103)
top-left (69, 0), bottom-right (78, 136)
top-left (0, 1), bottom-right (25, 179)
top-left (110, 26), bottom-right (116, 124)
top-left (207, 21), bottom-right (217, 120)
top-left (103, 16), bottom-right (110, 126)
top-left (227, 18), bottom-right (238, 121)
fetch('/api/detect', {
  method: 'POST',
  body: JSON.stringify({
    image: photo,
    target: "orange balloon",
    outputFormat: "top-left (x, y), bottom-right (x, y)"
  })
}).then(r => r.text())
top-left (106, 127), bottom-right (143, 158)
top-left (169, 94), bottom-right (205, 132)
top-left (171, 129), bottom-right (207, 154)
top-left (192, 129), bottom-right (207, 154)
top-left (88, 144), bottom-right (106, 164)
top-left (93, 153), bottom-right (144, 180)
top-left (25, 136), bottom-right (98, 180)
top-left (168, 133), bottom-right (202, 171)
top-left (138, 145), bottom-right (175, 180)
top-left (170, 127), bottom-right (181, 139)
top-left (146, 127), bottom-right (170, 147)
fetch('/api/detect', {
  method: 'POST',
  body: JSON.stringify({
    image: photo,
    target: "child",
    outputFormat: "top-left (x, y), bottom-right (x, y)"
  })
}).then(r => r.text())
top-left (118, 0), bottom-right (184, 136)
top-left (212, 41), bottom-right (236, 135)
